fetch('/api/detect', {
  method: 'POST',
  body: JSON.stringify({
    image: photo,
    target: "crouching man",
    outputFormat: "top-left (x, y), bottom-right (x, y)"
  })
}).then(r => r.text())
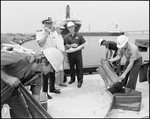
top-left (1, 47), bottom-right (63, 118)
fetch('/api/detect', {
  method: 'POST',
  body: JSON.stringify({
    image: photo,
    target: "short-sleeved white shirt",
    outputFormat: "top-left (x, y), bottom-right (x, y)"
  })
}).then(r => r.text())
top-left (117, 42), bottom-right (141, 61)
top-left (36, 29), bottom-right (65, 70)
top-left (36, 29), bottom-right (57, 51)
top-left (52, 31), bottom-right (65, 70)
top-left (52, 31), bottom-right (65, 52)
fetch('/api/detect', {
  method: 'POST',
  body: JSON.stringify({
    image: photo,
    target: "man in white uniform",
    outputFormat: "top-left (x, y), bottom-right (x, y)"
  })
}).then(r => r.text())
top-left (36, 16), bottom-right (60, 99)
top-left (53, 21), bottom-right (67, 87)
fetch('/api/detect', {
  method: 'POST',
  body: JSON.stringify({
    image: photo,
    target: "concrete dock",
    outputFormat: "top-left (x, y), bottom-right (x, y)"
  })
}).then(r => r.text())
top-left (47, 74), bottom-right (149, 118)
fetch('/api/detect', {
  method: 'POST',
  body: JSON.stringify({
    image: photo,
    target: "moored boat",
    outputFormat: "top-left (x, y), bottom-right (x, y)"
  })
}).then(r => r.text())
top-left (60, 5), bottom-right (82, 37)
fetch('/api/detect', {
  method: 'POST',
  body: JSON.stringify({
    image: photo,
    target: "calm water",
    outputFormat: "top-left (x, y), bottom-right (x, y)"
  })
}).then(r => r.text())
top-left (22, 34), bottom-right (149, 69)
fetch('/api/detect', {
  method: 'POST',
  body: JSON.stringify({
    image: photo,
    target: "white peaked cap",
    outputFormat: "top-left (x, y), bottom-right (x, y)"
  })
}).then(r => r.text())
top-left (116, 35), bottom-right (128, 48)
top-left (67, 21), bottom-right (75, 27)
top-left (43, 48), bottom-right (64, 72)
top-left (99, 38), bottom-right (105, 45)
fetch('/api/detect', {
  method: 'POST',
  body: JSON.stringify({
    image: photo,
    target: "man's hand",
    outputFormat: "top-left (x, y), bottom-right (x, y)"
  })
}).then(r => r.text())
top-left (43, 26), bottom-right (51, 34)
top-left (6, 76), bottom-right (21, 87)
top-left (1, 71), bottom-right (21, 87)
top-left (107, 59), bottom-right (112, 62)
top-left (118, 73), bottom-right (126, 82)
top-left (72, 43), bottom-right (78, 48)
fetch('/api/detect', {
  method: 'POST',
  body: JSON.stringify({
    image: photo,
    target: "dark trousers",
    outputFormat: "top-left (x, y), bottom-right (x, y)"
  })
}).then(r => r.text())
top-left (1, 88), bottom-right (32, 118)
top-left (42, 71), bottom-right (55, 93)
top-left (68, 54), bottom-right (83, 83)
top-left (121, 57), bottom-right (142, 90)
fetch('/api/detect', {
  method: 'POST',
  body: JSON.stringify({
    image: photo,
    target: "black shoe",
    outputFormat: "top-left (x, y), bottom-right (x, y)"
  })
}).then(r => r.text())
top-left (68, 80), bottom-right (75, 84)
top-left (77, 82), bottom-right (82, 88)
top-left (63, 75), bottom-right (67, 83)
top-left (50, 89), bottom-right (61, 94)
top-left (56, 88), bottom-right (60, 91)
top-left (47, 94), bottom-right (52, 99)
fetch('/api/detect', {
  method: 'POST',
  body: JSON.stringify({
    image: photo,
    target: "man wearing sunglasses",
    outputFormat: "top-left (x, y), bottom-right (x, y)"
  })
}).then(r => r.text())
top-left (64, 21), bottom-right (86, 88)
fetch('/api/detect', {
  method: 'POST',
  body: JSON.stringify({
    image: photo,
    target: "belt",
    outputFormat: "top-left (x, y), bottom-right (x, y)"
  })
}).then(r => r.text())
top-left (126, 57), bottom-right (142, 62)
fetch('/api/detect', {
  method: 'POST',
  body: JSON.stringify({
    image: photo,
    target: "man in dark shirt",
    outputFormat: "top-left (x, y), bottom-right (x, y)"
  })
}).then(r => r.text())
top-left (1, 47), bottom-right (63, 118)
top-left (99, 38), bottom-right (121, 75)
top-left (64, 21), bottom-right (86, 88)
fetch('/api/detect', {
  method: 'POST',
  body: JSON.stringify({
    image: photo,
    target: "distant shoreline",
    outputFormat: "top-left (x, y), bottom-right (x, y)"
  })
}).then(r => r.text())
top-left (1, 31), bottom-right (124, 36)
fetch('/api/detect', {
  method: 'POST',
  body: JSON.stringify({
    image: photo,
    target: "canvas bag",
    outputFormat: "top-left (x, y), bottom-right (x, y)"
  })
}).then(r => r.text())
top-left (96, 59), bottom-right (142, 112)
top-left (1, 85), bottom-right (52, 118)
top-left (18, 84), bottom-right (52, 118)
top-left (112, 87), bottom-right (142, 111)
top-left (139, 62), bottom-right (149, 83)
top-left (96, 58), bottom-right (124, 94)
top-left (1, 78), bottom-right (51, 118)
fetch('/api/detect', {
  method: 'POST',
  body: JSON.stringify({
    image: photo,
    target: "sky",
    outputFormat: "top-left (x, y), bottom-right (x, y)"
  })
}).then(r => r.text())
top-left (1, 1), bottom-right (149, 33)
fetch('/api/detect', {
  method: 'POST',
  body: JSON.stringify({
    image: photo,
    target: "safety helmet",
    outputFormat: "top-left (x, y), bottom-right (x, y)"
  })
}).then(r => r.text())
top-left (67, 21), bottom-right (75, 28)
top-left (43, 48), bottom-right (64, 72)
top-left (116, 35), bottom-right (128, 48)
top-left (99, 38), bottom-right (105, 45)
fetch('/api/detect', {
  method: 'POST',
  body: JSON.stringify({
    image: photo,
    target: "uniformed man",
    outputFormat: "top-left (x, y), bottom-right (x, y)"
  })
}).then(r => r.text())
top-left (36, 16), bottom-right (61, 100)
top-left (108, 35), bottom-right (142, 90)
top-left (53, 20), bottom-right (67, 87)
top-left (99, 38), bottom-right (121, 75)
top-left (64, 21), bottom-right (86, 88)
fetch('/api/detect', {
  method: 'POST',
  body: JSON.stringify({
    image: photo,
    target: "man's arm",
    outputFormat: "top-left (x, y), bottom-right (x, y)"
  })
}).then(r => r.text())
top-left (106, 48), bottom-right (110, 60)
top-left (120, 48), bottom-right (139, 80)
top-left (1, 70), bottom-right (20, 87)
top-left (123, 59), bottom-right (134, 76)
top-left (65, 42), bottom-right (87, 53)
top-left (108, 55), bottom-right (121, 62)
top-left (77, 42), bottom-right (87, 50)
top-left (119, 58), bottom-right (135, 81)
top-left (36, 32), bottom-right (49, 47)
top-left (64, 35), bottom-right (74, 49)
top-left (65, 43), bottom-right (78, 49)
top-left (108, 48), bottom-right (122, 62)
top-left (36, 26), bottom-right (52, 47)
top-left (65, 44), bottom-right (73, 49)
top-left (109, 50), bottom-right (113, 59)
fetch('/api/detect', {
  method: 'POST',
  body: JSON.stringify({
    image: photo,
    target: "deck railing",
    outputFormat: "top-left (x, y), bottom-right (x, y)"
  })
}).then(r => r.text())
top-left (124, 30), bottom-right (149, 35)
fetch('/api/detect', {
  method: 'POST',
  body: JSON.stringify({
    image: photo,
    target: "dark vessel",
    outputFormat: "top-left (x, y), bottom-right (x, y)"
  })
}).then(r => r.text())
top-left (61, 5), bottom-right (82, 37)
